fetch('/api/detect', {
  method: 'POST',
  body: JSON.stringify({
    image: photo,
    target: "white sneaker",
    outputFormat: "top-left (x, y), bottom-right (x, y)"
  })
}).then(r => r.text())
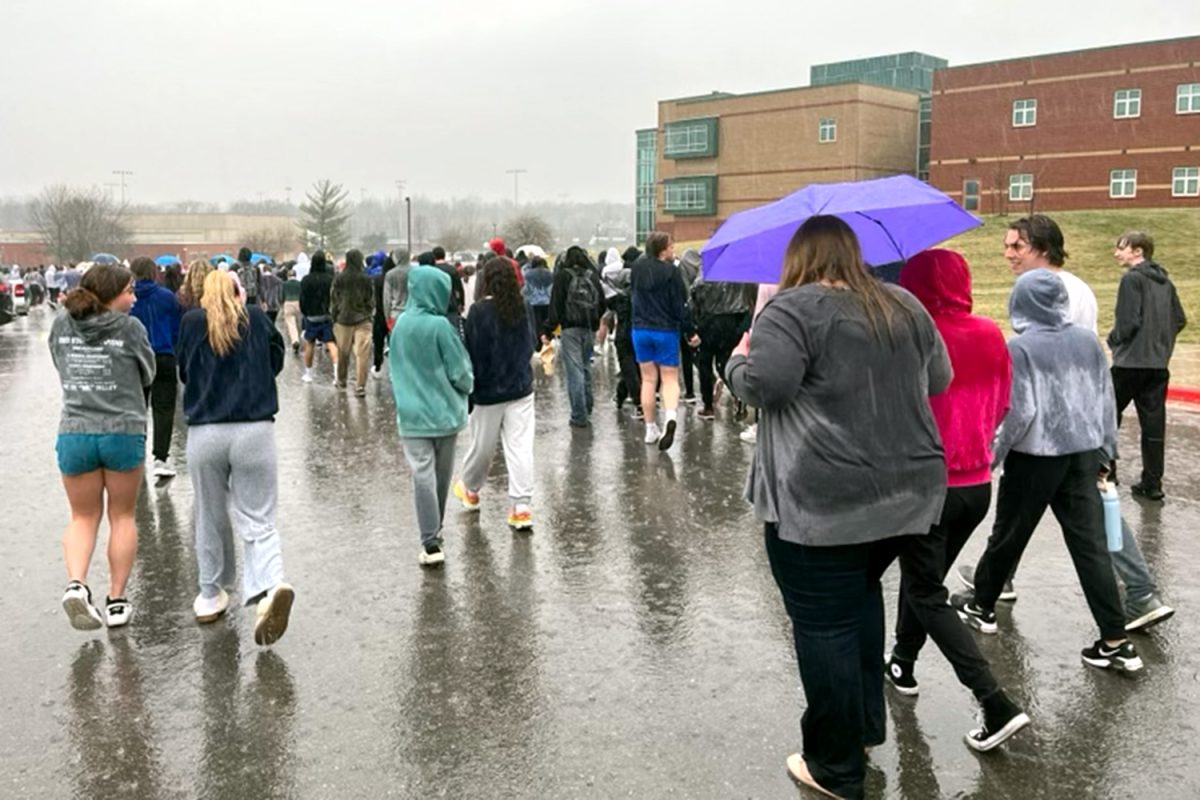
top-left (152, 458), bottom-right (176, 478)
top-left (105, 596), bottom-right (133, 628)
top-left (644, 422), bottom-right (662, 444)
top-left (419, 545), bottom-right (445, 567)
top-left (62, 581), bottom-right (103, 630)
top-left (254, 583), bottom-right (295, 646)
top-left (371, 366), bottom-right (383, 379)
top-left (739, 424), bottom-right (757, 444)
top-left (301, 371), bottom-right (313, 383)
top-left (193, 588), bottom-right (230, 623)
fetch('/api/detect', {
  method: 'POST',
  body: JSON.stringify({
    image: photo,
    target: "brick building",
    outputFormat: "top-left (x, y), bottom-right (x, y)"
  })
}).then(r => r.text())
top-left (643, 82), bottom-right (922, 243)
top-left (929, 36), bottom-right (1200, 213)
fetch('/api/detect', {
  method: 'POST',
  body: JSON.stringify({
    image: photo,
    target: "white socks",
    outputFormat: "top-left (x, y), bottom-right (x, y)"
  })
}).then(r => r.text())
top-left (665, 409), bottom-right (677, 422)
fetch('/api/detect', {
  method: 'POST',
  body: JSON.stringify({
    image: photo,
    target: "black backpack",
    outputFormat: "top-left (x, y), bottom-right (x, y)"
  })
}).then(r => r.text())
top-left (564, 265), bottom-right (599, 327)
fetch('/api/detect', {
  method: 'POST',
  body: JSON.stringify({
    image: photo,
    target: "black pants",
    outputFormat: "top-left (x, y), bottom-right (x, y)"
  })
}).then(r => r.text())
top-left (144, 353), bottom-right (178, 462)
top-left (697, 313), bottom-right (745, 408)
top-left (614, 334), bottom-right (641, 407)
top-left (1112, 366), bottom-right (1169, 492)
top-left (975, 450), bottom-right (1125, 640)
top-left (531, 305), bottom-right (550, 350)
top-left (679, 333), bottom-right (696, 397)
top-left (885, 484), bottom-right (999, 699)
top-left (266, 309), bottom-right (278, 324)
top-left (49, 287), bottom-right (60, 303)
top-left (372, 313), bottom-right (388, 370)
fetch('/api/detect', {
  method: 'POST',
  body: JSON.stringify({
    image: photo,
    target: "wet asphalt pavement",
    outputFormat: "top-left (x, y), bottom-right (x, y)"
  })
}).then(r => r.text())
top-left (3, 308), bottom-right (1200, 799)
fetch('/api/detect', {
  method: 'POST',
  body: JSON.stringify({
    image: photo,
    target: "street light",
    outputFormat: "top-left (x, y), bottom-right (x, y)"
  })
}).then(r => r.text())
top-left (505, 168), bottom-right (527, 207)
top-left (112, 170), bottom-right (133, 205)
top-left (405, 196), bottom-right (412, 260)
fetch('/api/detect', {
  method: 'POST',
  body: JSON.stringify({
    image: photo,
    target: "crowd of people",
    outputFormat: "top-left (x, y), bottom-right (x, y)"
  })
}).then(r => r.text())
top-left (38, 213), bottom-right (1188, 799)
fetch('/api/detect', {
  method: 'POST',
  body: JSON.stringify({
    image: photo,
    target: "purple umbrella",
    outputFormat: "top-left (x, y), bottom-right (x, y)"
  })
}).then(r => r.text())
top-left (700, 175), bottom-right (981, 284)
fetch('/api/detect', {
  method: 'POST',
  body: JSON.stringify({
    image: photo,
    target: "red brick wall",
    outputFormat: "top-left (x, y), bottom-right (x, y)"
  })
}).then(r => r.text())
top-left (0, 241), bottom-right (241, 267)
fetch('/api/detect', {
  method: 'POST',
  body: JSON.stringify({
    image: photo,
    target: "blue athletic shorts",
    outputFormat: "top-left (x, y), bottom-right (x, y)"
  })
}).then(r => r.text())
top-left (303, 317), bottom-right (335, 343)
top-left (632, 328), bottom-right (680, 367)
top-left (56, 433), bottom-right (146, 475)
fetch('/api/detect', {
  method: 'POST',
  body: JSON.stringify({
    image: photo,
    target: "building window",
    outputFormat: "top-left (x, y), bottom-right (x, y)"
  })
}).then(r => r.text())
top-left (1110, 169), bottom-right (1138, 199)
top-left (663, 117), bottom-right (718, 158)
top-left (1008, 174), bottom-right (1033, 202)
top-left (1177, 83), bottom-right (1200, 114)
top-left (1012, 98), bottom-right (1037, 127)
top-left (818, 118), bottom-right (837, 143)
top-left (1113, 89), bottom-right (1142, 119)
top-left (662, 175), bottom-right (717, 216)
top-left (962, 179), bottom-right (980, 211)
top-left (1173, 166), bottom-right (1200, 197)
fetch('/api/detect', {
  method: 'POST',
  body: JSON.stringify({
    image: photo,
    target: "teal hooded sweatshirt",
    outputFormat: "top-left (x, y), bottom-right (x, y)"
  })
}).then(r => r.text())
top-left (388, 266), bottom-right (474, 437)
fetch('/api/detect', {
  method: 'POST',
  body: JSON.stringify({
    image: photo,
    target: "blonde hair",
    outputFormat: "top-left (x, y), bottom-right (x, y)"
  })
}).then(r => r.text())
top-left (200, 270), bottom-right (247, 356)
top-left (182, 260), bottom-right (213, 306)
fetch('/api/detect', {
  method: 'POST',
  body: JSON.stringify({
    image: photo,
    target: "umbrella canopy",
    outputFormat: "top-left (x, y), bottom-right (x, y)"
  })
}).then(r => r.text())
top-left (209, 253), bottom-right (236, 266)
top-left (250, 252), bottom-right (274, 265)
top-left (515, 244), bottom-right (546, 259)
top-left (91, 253), bottom-right (120, 265)
top-left (701, 175), bottom-right (981, 284)
top-left (154, 254), bottom-right (181, 267)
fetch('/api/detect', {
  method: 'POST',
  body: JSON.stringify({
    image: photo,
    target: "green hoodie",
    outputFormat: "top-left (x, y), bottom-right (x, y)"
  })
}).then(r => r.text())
top-left (388, 266), bottom-right (474, 437)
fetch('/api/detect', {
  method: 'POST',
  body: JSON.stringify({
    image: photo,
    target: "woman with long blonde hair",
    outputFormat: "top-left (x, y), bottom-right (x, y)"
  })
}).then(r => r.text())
top-left (178, 260), bottom-right (213, 310)
top-left (176, 270), bottom-right (294, 645)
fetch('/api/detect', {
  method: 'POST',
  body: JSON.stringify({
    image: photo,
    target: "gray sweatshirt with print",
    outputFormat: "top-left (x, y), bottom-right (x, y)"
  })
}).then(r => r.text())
top-left (49, 310), bottom-right (156, 435)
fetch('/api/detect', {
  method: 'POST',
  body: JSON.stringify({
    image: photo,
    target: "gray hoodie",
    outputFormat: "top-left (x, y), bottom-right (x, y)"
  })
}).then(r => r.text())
top-left (50, 310), bottom-right (156, 435)
top-left (1107, 259), bottom-right (1187, 369)
top-left (992, 269), bottom-right (1117, 466)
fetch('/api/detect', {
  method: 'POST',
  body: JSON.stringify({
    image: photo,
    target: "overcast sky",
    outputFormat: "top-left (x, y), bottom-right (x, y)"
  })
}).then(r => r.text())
top-left (2, 0), bottom-right (1197, 205)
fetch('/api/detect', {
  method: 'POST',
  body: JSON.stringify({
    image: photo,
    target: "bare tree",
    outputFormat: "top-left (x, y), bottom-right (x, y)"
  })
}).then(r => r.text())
top-left (360, 231), bottom-right (389, 251)
top-left (241, 225), bottom-right (301, 258)
top-left (297, 179), bottom-right (351, 252)
top-left (503, 212), bottom-right (554, 249)
top-left (436, 221), bottom-right (485, 253)
top-left (30, 184), bottom-right (130, 262)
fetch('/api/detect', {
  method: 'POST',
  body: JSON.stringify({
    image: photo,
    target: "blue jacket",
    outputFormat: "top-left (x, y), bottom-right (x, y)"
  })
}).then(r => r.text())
top-left (131, 279), bottom-right (182, 355)
top-left (464, 299), bottom-right (535, 406)
top-left (177, 305), bottom-right (285, 425)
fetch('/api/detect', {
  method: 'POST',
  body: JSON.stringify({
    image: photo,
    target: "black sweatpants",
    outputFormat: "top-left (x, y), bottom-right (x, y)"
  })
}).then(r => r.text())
top-left (974, 450), bottom-right (1125, 640)
top-left (372, 313), bottom-right (388, 370)
top-left (1112, 366), bottom-right (1169, 492)
top-left (679, 332), bottom-right (696, 398)
top-left (144, 353), bottom-right (178, 462)
top-left (697, 313), bottom-right (745, 408)
top-left (614, 334), bottom-right (641, 407)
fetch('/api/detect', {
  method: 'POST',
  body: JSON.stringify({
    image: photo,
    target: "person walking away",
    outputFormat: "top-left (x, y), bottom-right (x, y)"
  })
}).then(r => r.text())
top-left (725, 217), bottom-right (1000, 798)
top-left (676, 249), bottom-right (702, 404)
top-left (330, 249), bottom-right (375, 397)
top-left (50, 263), bottom-right (155, 630)
top-left (452, 260), bottom-right (537, 530)
top-left (1107, 230), bottom-right (1187, 501)
top-left (299, 251), bottom-right (338, 383)
top-left (129, 257), bottom-right (183, 478)
top-left (522, 255), bottom-right (554, 346)
top-left (61, 262), bottom-right (82, 292)
top-left (236, 247), bottom-right (262, 305)
top-left (432, 246), bottom-right (467, 333)
top-left (383, 248), bottom-right (412, 332)
top-left (605, 247), bottom-right (643, 416)
top-left (689, 268), bottom-right (751, 420)
top-left (260, 265), bottom-right (282, 325)
top-left (46, 263), bottom-right (61, 306)
top-left (176, 270), bottom-right (293, 644)
top-left (631, 232), bottom-right (695, 449)
top-left (293, 252), bottom-right (311, 282)
top-left (281, 267), bottom-right (303, 353)
top-left (950, 269), bottom-right (1143, 675)
top-left (389, 266), bottom-right (474, 567)
top-left (178, 260), bottom-right (213, 311)
top-left (545, 245), bottom-right (604, 429)
top-left (371, 254), bottom-right (396, 378)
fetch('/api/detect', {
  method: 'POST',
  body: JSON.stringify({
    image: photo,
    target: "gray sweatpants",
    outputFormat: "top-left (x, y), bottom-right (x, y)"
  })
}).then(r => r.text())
top-left (401, 435), bottom-right (457, 548)
top-left (460, 394), bottom-right (535, 506)
top-left (186, 421), bottom-right (284, 602)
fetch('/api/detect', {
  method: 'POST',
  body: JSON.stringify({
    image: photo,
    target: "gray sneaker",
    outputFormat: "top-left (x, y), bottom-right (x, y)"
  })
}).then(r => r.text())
top-left (956, 563), bottom-right (1017, 602)
top-left (1125, 594), bottom-right (1175, 633)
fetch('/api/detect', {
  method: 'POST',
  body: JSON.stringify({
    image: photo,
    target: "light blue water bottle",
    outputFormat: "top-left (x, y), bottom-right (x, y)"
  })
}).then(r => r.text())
top-left (1100, 481), bottom-right (1123, 552)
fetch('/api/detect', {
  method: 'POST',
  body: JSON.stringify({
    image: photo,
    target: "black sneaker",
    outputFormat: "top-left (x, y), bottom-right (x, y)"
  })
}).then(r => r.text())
top-left (965, 690), bottom-right (1030, 752)
top-left (884, 655), bottom-right (919, 696)
top-left (697, 406), bottom-right (716, 421)
top-left (956, 563), bottom-right (1016, 602)
top-left (683, 394), bottom-right (697, 405)
top-left (1081, 639), bottom-right (1144, 673)
top-left (658, 419), bottom-right (677, 451)
top-left (1125, 594), bottom-right (1175, 633)
top-left (951, 592), bottom-right (997, 634)
top-left (1131, 483), bottom-right (1165, 502)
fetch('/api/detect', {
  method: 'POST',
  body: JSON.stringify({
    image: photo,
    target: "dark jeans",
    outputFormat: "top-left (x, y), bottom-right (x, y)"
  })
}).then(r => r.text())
top-left (765, 523), bottom-right (882, 800)
top-left (144, 353), bottom-right (178, 461)
top-left (559, 327), bottom-right (594, 425)
top-left (266, 309), bottom-right (278, 324)
top-left (614, 334), bottom-right (641, 407)
top-left (372, 313), bottom-right (388, 370)
top-left (531, 305), bottom-right (550, 350)
top-left (975, 450), bottom-right (1126, 640)
top-left (697, 313), bottom-right (745, 408)
top-left (885, 484), bottom-right (999, 699)
top-left (1112, 366), bottom-right (1169, 492)
top-left (679, 333), bottom-right (696, 397)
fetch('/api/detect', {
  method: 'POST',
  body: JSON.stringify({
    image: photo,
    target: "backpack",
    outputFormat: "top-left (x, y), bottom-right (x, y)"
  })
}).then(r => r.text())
top-left (238, 262), bottom-right (260, 298)
top-left (564, 265), bottom-right (599, 327)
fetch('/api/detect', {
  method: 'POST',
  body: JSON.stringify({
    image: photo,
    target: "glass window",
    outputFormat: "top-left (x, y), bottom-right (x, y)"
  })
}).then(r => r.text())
top-left (1008, 173), bottom-right (1033, 202)
top-left (663, 118), bottom-right (718, 158)
top-left (962, 179), bottom-right (980, 211)
top-left (1173, 166), bottom-right (1200, 197)
top-left (1113, 89), bottom-right (1142, 119)
top-left (1012, 98), bottom-right (1037, 127)
top-left (1177, 83), bottom-right (1200, 114)
top-left (664, 182), bottom-right (708, 211)
top-left (818, 118), bottom-right (837, 143)
top-left (1110, 169), bottom-right (1138, 199)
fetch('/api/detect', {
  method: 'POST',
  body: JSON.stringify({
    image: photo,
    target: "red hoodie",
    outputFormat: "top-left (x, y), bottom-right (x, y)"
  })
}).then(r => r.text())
top-left (899, 249), bottom-right (1011, 487)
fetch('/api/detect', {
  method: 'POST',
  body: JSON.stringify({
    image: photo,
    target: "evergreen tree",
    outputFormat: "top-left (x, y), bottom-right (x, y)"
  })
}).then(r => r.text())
top-left (297, 179), bottom-right (351, 252)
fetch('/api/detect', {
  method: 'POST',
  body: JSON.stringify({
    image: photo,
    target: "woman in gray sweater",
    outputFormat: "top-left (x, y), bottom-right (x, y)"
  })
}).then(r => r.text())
top-left (725, 216), bottom-right (954, 799)
top-left (49, 263), bottom-right (155, 631)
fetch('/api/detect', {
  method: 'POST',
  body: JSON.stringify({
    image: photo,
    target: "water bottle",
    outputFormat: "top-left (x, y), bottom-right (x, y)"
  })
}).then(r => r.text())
top-left (1100, 481), bottom-right (1123, 552)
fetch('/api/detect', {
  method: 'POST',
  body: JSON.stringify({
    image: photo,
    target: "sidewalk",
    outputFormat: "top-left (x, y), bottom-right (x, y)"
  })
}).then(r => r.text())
top-left (1169, 343), bottom-right (1200, 405)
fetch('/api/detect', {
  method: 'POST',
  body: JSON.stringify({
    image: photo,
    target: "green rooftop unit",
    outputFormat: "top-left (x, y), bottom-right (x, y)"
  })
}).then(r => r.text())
top-left (810, 52), bottom-right (947, 94)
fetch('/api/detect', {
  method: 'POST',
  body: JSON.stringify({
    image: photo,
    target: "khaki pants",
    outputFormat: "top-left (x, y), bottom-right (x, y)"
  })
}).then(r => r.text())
top-left (283, 301), bottom-right (301, 346)
top-left (334, 321), bottom-right (372, 390)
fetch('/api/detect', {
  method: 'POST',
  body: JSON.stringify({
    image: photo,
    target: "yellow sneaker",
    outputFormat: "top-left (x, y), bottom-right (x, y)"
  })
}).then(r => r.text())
top-left (507, 505), bottom-right (533, 530)
top-left (453, 479), bottom-right (480, 511)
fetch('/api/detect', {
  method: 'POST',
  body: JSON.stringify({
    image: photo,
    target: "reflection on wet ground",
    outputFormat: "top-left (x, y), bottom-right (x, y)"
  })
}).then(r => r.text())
top-left (3, 311), bottom-right (1200, 798)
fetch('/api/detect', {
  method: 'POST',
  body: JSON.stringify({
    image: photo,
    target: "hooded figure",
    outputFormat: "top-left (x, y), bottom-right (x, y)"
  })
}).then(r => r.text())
top-left (292, 252), bottom-right (311, 281)
top-left (992, 269), bottom-right (1117, 467)
top-left (330, 249), bottom-right (375, 326)
top-left (677, 248), bottom-right (702, 289)
top-left (299, 250), bottom-right (334, 320)
top-left (1107, 258), bottom-right (1187, 369)
top-left (600, 246), bottom-right (624, 299)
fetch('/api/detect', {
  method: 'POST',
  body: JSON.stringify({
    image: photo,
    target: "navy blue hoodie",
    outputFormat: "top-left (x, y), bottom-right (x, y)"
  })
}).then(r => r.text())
top-left (177, 305), bottom-right (285, 425)
top-left (131, 279), bottom-right (182, 355)
top-left (464, 298), bottom-right (535, 406)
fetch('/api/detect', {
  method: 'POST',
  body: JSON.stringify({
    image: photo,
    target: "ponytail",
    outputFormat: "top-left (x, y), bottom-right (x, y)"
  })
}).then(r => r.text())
top-left (63, 263), bottom-right (132, 320)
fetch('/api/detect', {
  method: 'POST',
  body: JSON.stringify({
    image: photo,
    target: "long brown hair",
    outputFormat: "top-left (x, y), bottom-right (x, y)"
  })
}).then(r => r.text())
top-left (63, 264), bottom-right (132, 320)
top-left (180, 260), bottom-right (213, 308)
top-left (779, 215), bottom-right (908, 341)
top-left (200, 270), bottom-right (247, 356)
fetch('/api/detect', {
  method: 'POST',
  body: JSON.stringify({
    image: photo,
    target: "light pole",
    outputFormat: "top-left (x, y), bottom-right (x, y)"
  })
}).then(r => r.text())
top-left (395, 180), bottom-right (406, 250)
top-left (505, 168), bottom-right (527, 207)
top-left (112, 170), bottom-right (133, 205)
top-left (405, 196), bottom-right (412, 260)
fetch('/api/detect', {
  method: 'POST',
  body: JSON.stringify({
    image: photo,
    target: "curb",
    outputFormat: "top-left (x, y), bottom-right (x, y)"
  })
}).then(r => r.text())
top-left (1168, 386), bottom-right (1200, 406)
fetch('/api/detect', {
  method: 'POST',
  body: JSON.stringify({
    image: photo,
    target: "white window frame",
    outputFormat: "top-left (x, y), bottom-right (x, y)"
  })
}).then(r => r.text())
top-left (1113, 88), bottom-right (1142, 119)
top-left (1012, 98), bottom-right (1037, 127)
top-left (1110, 169), bottom-right (1138, 199)
top-left (1172, 166), bottom-right (1200, 197)
top-left (1177, 83), bottom-right (1200, 115)
top-left (663, 123), bottom-right (710, 156)
top-left (1008, 173), bottom-right (1033, 202)
top-left (663, 181), bottom-right (709, 212)
top-left (818, 117), bottom-right (837, 143)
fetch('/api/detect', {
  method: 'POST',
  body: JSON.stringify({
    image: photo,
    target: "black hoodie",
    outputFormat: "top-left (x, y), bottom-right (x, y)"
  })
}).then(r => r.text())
top-left (1107, 259), bottom-right (1187, 369)
top-left (630, 255), bottom-right (691, 333)
top-left (299, 253), bottom-right (334, 319)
